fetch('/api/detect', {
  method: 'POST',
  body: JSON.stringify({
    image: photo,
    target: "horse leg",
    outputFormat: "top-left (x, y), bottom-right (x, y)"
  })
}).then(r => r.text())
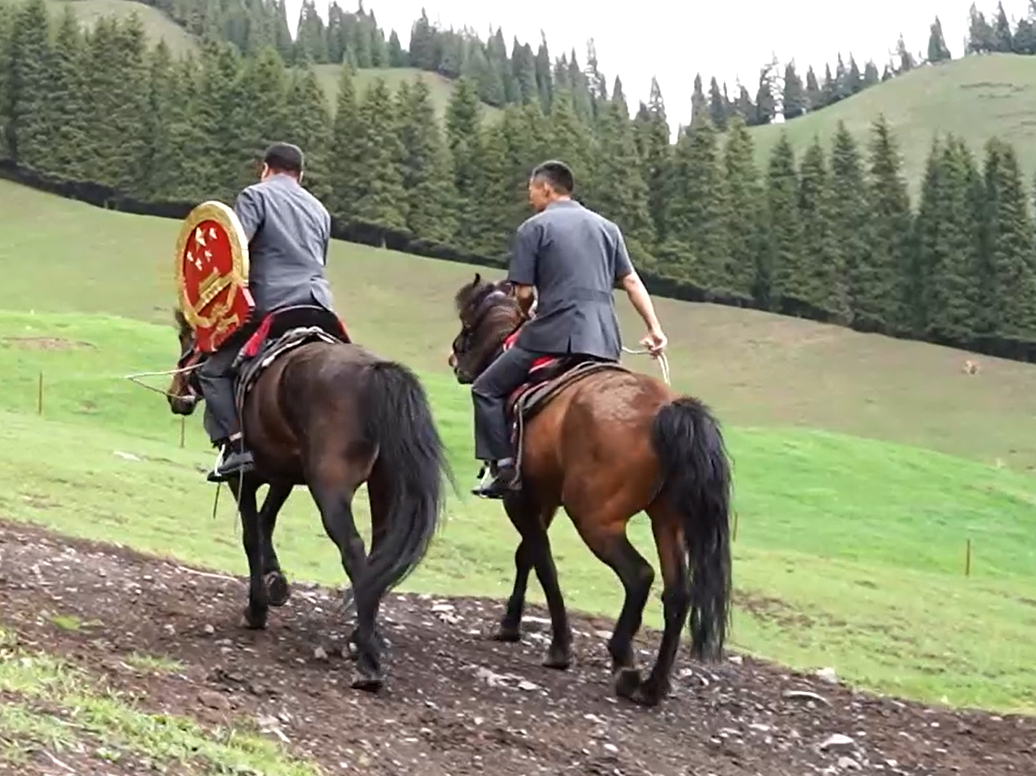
top-left (230, 475), bottom-right (270, 630)
top-left (627, 508), bottom-right (690, 707)
top-left (257, 480), bottom-right (293, 608)
top-left (308, 478), bottom-right (382, 690)
top-left (492, 539), bottom-right (531, 643)
top-left (344, 475), bottom-right (392, 657)
top-left (498, 492), bottom-right (571, 669)
top-left (571, 511), bottom-right (655, 698)
top-left (494, 495), bottom-right (566, 655)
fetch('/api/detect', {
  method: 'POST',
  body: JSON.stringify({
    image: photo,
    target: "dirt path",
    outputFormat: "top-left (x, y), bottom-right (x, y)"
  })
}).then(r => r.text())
top-left (0, 520), bottom-right (1032, 775)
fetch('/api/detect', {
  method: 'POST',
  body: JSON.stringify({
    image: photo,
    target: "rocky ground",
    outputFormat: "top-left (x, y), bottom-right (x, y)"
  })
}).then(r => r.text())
top-left (0, 520), bottom-right (1032, 775)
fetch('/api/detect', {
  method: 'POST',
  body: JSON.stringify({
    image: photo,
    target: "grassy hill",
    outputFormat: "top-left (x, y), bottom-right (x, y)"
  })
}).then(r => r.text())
top-left (1, 177), bottom-right (1036, 711)
top-left (47, 0), bottom-right (499, 122)
top-left (313, 64), bottom-right (502, 122)
top-left (49, 0), bottom-right (197, 56)
top-left (5, 177), bottom-right (1036, 472)
top-left (749, 53), bottom-right (1036, 197)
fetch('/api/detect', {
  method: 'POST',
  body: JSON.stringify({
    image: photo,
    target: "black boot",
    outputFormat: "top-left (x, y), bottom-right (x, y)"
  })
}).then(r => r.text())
top-left (471, 461), bottom-right (520, 499)
top-left (207, 438), bottom-right (255, 483)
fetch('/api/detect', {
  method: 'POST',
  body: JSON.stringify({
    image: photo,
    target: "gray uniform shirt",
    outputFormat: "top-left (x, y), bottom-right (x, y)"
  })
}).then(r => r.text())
top-left (507, 199), bottom-right (634, 360)
top-left (233, 173), bottom-right (334, 315)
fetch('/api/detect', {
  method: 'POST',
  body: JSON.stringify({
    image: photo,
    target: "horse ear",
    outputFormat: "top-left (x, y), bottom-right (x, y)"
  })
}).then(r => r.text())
top-left (473, 272), bottom-right (481, 286)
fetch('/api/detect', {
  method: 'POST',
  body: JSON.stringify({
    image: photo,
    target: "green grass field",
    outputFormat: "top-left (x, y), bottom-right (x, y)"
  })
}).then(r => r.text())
top-left (2, 177), bottom-right (1035, 714)
top-left (751, 54), bottom-right (1036, 197)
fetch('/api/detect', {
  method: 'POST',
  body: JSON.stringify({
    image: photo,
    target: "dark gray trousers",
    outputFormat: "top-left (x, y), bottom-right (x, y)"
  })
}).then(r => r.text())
top-left (471, 345), bottom-right (542, 462)
top-left (198, 342), bottom-right (242, 446)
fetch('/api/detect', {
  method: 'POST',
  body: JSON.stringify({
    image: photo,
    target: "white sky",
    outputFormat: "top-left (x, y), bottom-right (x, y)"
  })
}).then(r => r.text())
top-left (287, 1), bottom-right (1032, 127)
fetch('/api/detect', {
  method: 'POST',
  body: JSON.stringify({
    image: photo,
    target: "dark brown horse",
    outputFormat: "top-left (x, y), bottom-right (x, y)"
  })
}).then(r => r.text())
top-left (449, 274), bottom-right (733, 707)
top-left (167, 308), bottom-right (450, 691)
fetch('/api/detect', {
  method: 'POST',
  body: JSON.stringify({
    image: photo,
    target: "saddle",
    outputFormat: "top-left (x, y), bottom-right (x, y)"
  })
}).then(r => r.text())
top-left (231, 304), bottom-right (351, 415)
top-left (499, 329), bottom-right (629, 478)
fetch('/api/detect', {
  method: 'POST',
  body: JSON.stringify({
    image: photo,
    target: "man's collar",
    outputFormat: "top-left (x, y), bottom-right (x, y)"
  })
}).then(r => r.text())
top-left (546, 198), bottom-right (579, 209)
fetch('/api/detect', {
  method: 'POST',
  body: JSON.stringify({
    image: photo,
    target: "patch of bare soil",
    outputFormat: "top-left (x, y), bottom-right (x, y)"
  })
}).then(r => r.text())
top-left (0, 336), bottom-right (93, 350)
top-left (0, 520), bottom-right (1032, 776)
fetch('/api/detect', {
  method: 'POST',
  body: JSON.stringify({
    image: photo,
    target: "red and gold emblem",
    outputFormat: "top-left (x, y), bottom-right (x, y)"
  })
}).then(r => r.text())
top-left (174, 201), bottom-right (254, 353)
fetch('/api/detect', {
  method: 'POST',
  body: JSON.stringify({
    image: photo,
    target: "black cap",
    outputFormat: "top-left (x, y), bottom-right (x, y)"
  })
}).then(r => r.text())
top-left (263, 142), bottom-right (304, 174)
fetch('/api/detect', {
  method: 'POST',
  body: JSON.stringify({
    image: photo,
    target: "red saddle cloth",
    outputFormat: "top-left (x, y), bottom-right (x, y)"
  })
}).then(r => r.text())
top-left (501, 328), bottom-right (563, 408)
top-left (240, 305), bottom-right (350, 360)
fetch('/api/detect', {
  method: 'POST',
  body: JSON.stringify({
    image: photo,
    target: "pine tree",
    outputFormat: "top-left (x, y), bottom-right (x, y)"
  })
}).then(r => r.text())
top-left (765, 133), bottom-right (803, 312)
top-left (4, 0), bottom-right (49, 168)
top-left (327, 63), bottom-right (362, 221)
top-left (42, 5), bottom-right (89, 181)
top-left (238, 46), bottom-right (290, 191)
top-left (397, 76), bottom-right (457, 244)
top-left (798, 137), bottom-right (849, 321)
top-left (722, 115), bottom-right (765, 302)
top-left (828, 122), bottom-right (870, 325)
top-left (690, 73), bottom-right (707, 125)
top-left (993, 2), bottom-right (1013, 52)
top-left (284, 65), bottom-right (333, 203)
top-left (708, 76), bottom-right (728, 129)
top-left (915, 136), bottom-right (979, 341)
top-left (667, 119), bottom-right (728, 291)
top-left (594, 78), bottom-right (654, 251)
top-left (633, 77), bottom-right (671, 245)
top-left (78, 13), bottom-right (150, 194)
top-left (547, 87), bottom-right (595, 206)
top-left (191, 40), bottom-right (247, 199)
top-left (445, 76), bottom-right (483, 248)
top-left (927, 16), bottom-right (952, 62)
top-left (859, 115), bottom-right (913, 333)
top-left (977, 138), bottom-right (1036, 338)
top-left (863, 60), bottom-right (880, 87)
top-left (0, 1), bottom-right (11, 160)
top-left (754, 63), bottom-right (776, 125)
top-left (388, 30), bottom-right (407, 66)
top-left (469, 121), bottom-right (513, 257)
top-left (142, 40), bottom-right (185, 200)
top-left (804, 66), bottom-right (820, 111)
top-left (847, 55), bottom-right (863, 95)
top-left (967, 4), bottom-right (995, 53)
top-left (350, 77), bottom-right (407, 233)
top-left (782, 61), bottom-right (805, 120)
top-left (895, 35), bottom-right (915, 73)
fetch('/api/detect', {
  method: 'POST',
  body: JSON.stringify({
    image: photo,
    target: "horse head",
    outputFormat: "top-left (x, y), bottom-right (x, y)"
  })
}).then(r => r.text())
top-left (168, 308), bottom-right (201, 415)
top-left (449, 272), bottom-right (524, 384)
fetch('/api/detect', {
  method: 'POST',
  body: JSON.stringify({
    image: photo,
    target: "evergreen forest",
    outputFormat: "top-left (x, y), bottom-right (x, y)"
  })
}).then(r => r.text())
top-left (2, 0), bottom-right (1036, 360)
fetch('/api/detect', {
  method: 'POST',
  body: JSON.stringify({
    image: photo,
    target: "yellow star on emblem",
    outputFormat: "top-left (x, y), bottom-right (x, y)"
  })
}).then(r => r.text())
top-left (194, 227), bottom-right (206, 247)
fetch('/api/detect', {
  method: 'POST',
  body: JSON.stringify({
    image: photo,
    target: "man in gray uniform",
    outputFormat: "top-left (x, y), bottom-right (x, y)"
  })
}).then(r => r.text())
top-left (197, 142), bottom-right (335, 482)
top-left (471, 159), bottom-right (668, 499)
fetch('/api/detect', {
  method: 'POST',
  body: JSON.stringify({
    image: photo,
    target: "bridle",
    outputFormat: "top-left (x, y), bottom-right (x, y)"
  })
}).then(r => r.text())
top-left (174, 339), bottom-right (204, 400)
top-left (453, 288), bottom-right (519, 360)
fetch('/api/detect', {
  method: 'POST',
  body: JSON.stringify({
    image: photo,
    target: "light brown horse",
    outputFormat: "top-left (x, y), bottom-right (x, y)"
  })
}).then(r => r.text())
top-left (167, 307), bottom-right (450, 691)
top-left (449, 274), bottom-right (733, 707)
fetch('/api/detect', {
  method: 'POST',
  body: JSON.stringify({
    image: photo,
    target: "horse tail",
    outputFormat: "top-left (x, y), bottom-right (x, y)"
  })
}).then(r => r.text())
top-left (359, 360), bottom-right (452, 599)
top-left (650, 396), bottom-right (733, 661)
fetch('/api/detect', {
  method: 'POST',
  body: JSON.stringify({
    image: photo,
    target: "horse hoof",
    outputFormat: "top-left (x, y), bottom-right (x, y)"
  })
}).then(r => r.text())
top-left (542, 643), bottom-right (573, 670)
top-left (241, 606), bottom-right (268, 631)
top-left (350, 669), bottom-right (383, 693)
top-left (264, 572), bottom-right (290, 607)
top-left (491, 625), bottom-right (521, 643)
top-left (627, 676), bottom-right (667, 707)
top-left (613, 667), bottom-right (642, 699)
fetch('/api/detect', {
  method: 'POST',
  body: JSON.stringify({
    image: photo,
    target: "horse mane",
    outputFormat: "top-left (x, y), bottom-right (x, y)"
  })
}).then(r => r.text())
top-left (454, 274), bottom-right (488, 313)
